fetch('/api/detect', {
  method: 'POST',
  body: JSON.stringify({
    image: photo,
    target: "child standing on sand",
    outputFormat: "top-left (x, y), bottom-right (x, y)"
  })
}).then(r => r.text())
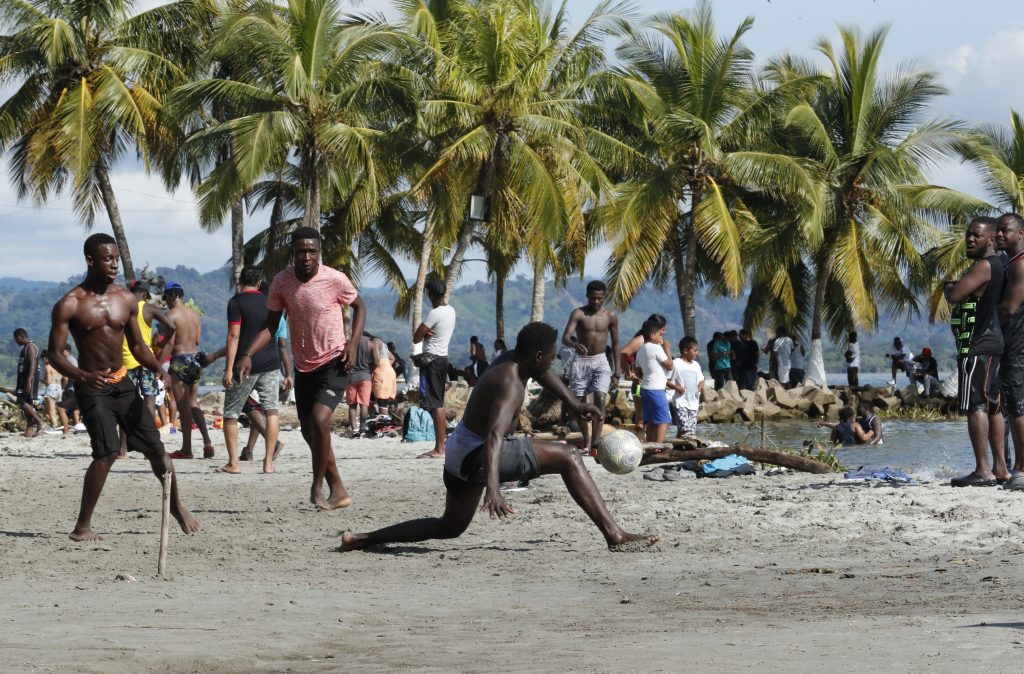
top-left (668, 336), bottom-right (704, 436)
top-left (633, 320), bottom-right (674, 443)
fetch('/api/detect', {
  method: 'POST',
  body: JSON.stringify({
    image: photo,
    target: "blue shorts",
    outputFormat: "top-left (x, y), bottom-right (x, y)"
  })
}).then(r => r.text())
top-left (640, 388), bottom-right (671, 425)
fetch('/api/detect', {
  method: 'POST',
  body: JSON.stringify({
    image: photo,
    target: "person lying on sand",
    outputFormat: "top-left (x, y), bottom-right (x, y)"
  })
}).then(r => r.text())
top-left (46, 234), bottom-right (200, 542)
top-left (340, 322), bottom-right (661, 553)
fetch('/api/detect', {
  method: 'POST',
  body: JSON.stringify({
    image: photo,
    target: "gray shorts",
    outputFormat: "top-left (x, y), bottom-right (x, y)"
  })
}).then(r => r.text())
top-left (443, 436), bottom-right (540, 491)
top-left (568, 354), bottom-right (612, 396)
top-left (223, 369), bottom-right (281, 420)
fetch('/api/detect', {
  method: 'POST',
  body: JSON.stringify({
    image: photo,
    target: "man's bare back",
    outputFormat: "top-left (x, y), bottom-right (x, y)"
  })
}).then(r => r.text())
top-left (165, 303), bottom-right (202, 355)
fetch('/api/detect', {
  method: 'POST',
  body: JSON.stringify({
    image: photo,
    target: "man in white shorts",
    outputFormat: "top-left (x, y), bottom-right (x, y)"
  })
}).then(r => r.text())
top-left (561, 281), bottom-right (620, 454)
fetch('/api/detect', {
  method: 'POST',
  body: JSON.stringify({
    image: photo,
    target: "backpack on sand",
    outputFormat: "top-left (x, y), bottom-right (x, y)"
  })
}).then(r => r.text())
top-left (402, 406), bottom-right (435, 442)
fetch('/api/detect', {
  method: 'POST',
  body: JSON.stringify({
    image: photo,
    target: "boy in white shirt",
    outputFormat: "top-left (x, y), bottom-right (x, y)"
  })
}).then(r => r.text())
top-left (667, 336), bottom-right (704, 436)
top-left (632, 320), bottom-right (674, 443)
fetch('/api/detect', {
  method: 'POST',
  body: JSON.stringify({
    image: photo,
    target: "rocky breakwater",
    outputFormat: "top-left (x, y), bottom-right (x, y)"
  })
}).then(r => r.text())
top-left (698, 379), bottom-right (844, 423)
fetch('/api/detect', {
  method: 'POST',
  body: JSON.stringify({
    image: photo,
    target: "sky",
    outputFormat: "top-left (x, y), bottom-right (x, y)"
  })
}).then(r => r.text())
top-left (1, 0), bottom-right (1022, 284)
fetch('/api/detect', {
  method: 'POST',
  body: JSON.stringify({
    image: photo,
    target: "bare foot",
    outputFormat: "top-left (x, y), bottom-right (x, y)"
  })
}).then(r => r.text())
top-left (317, 494), bottom-right (353, 511)
top-left (172, 505), bottom-right (201, 535)
top-left (607, 532), bottom-right (662, 552)
top-left (115, 452), bottom-right (129, 460)
top-left (23, 426), bottom-right (40, 438)
top-left (202, 445), bottom-right (215, 459)
top-left (416, 449), bottom-right (444, 459)
top-left (213, 464), bottom-right (240, 474)
top-left (262, 465), bottom-right (277, 474)
top-left (169, 450), bottom-right (194, 460)
top-left (69, 528), bottom-right (105, 542)
top-left (337, 530), bottom-right (366, 552)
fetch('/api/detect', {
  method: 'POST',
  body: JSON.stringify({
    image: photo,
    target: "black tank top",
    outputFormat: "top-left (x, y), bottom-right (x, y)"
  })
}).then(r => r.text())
top-left (951, 254), bottom-right (1004, 356)
top-left (1003, 252), bottom-right (1024, 363)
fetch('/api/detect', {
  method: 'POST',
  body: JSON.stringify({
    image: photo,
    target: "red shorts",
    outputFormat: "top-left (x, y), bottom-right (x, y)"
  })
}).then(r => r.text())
top-left (345, 379), bottom-right (372, 407)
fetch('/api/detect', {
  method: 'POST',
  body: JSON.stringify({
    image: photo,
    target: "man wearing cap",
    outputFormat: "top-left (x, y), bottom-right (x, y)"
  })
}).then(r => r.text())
top-left (236, 226), bottom-right (367, 511)
top-left (162, 281), bottom-right (216, 459)
top-left (116, 281), bottom-right (176, 458)
top-left (914, 347), bottom-right (940, 397)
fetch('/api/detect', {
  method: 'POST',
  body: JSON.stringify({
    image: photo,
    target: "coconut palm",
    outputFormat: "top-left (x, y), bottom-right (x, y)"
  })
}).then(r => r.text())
top-left (598, 2), bottom-right (816, 338)
top-left (400, 0), bottom-right (633, 325)
top-left (0, 0), bottom-right (214, 281)
top-left (760, 28), bottom-right (989, 340)
top-left (955, 109), bottom-right (1024, 213)
top-left (169, 0), bottom-right (415, 240)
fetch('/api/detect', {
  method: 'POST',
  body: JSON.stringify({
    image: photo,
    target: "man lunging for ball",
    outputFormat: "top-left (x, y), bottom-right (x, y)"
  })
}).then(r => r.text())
top-left (340, 322), bottom-right (660, 552)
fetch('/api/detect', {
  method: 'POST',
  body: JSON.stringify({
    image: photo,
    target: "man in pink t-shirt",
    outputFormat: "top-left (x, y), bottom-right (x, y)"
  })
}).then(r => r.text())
top-left (237, 226), bottom-right (366, 511)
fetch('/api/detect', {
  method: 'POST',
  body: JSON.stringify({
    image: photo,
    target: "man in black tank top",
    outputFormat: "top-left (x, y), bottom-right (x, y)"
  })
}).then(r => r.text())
top-left (996, 212), bottom-right (1024, 485)
top-left (945, 217), bottom-right (1010, 487)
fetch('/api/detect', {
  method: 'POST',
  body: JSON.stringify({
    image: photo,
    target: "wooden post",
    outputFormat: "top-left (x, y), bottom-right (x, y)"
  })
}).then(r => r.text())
top-left (760, 413), bottom-right (766, 451)
top-left (158, 472), bottom-right (171, 577)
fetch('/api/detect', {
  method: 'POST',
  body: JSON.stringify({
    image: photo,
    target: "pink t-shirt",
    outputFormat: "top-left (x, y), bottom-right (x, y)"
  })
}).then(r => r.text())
top-left (268, 265), bottom-right (358, 373)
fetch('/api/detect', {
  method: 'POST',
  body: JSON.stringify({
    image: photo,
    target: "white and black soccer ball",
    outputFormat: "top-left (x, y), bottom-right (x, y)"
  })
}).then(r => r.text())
top-left (595, 429), bottom-right (644, 475)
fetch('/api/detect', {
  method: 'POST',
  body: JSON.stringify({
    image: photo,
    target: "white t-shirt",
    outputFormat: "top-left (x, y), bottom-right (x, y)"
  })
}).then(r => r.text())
top-left (669, 358), bottom-right (703, 410)
top-left (422, 305), bottom-right (456, 356)
top-left (890, 345), bottom-right (914, 365)
top-left (790, 344), bottom-right (805, 370)
top-left (773, 336), bottom-right (794, 381)
top-left (846, 342), bottom-right (860, 368)
top-left (637, 342), bottom-right (670, 389)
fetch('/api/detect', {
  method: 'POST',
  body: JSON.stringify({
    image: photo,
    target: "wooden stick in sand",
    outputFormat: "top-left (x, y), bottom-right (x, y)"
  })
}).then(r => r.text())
top-left (158, 472), bottom-right (171, 577)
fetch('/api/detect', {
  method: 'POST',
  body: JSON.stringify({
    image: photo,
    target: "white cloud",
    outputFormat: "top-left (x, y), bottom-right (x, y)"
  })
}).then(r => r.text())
top-left (942, 44), bottom-right (974, 76)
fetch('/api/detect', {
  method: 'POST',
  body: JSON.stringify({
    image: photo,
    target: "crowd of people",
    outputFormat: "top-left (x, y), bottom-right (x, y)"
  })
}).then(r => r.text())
top-left (12, 212), bottom-right (1024, 546)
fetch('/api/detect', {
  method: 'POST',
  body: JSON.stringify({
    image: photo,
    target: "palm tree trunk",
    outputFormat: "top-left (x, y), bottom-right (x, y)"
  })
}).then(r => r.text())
top-left (444, 145), bottom-right (500, 301)
top-left (811, 258), bottom-right (829, 340)
top-left (303, 175), bottom-right (321, 231)
top-left (680, 187), bottom-right (700, 337)
top-left (96, 166), bottom-right (136, 282)
top-left (671, 220), bottom-right (689, 337)
top-left (231, 200), bottom-right (244, 286)
top-left (412, 218), bottom-right (436, 337)
top-left (264, 193), bottom-right (285, 281)
top-left (530, 255), bottom-right (545, 322)
top-left (495, 270), bottom-right (506, 341)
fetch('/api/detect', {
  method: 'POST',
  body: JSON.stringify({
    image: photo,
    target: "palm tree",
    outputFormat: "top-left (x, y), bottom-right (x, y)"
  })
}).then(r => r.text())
top-left (0, 0), bottom-right (213, 281)
top-left (400, 0), bottom-right (632, 325)
top-left (761, 28), bottom-right (989, 341)
top-left (598, 2), bottom-right (815, 338)
top-left (956, 109), bottom-right (1024, 213)
top-left (169, 0), bottom-right (414, 239)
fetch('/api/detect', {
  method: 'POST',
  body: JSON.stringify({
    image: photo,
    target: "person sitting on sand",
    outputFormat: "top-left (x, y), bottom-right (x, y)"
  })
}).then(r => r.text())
top-left (339, 322), bottom-right (661, 553)
top-left (817, 407), bottom-right (873, 445)
top-left (45, 233), bottom-right (199, 542)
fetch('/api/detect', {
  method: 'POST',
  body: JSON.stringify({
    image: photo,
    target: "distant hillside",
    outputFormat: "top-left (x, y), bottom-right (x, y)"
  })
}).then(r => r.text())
top-left (0, 269), bottom-right (955, 386)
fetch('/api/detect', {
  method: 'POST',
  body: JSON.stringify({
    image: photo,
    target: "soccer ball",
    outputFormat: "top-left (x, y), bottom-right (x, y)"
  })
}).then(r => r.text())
top-left (595, 430), bottom-right (644, 475)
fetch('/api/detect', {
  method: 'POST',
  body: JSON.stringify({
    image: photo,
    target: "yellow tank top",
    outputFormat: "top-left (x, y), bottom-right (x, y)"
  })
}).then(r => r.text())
top-left (122, 300), bottom-right (153, 369)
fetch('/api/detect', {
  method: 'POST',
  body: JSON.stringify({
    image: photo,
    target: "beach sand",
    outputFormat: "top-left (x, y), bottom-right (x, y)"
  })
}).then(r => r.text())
top-left (2, 427), bottom-right (1023, 673)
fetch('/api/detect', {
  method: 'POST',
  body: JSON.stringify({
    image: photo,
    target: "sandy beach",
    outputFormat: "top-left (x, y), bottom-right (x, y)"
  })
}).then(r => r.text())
top-left (2, 426), bottom-right (1024, 673)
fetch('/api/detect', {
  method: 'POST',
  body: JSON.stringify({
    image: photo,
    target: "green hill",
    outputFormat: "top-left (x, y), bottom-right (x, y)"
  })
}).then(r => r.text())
top-left (0, 269), bottom-right (955, 386)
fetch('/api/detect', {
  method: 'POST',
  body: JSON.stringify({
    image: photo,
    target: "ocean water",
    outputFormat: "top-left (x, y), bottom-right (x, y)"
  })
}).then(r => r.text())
top-left (695, 419), bottom-right (1002, 480)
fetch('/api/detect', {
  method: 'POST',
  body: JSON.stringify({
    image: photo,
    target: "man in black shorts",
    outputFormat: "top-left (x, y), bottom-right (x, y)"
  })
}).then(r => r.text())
top-left (340, 322), bottom-right (660, 552)
top-left (46, 233), bottom-right (199, 541)
top-left (413, 276), bottom-right (456, 459)
top-left (945, 217), bottom-right (1010, 487)
top-left (997, 212), bottom-right (1024, 485)
top-left (13, 328), bottom-right (44, 437)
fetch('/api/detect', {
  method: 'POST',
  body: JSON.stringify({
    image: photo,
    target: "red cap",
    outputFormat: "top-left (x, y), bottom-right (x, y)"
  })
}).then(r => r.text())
top-left (922, 347), bottom-right (932, 357)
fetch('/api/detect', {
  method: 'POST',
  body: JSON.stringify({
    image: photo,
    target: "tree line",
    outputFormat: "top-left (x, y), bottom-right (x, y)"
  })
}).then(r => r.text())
top-left (1, 0), bottom-right (1022, 342)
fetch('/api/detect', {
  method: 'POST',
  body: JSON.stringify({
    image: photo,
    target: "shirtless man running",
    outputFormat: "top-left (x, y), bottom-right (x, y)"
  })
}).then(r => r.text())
top-left (562, 281), bottom-right (620, 454)
top-left (162, 282), bottom-right (215, 459)
top-left (46, 233), bottom-right (199, 541)
top-left (340, 322), bottom-right (660, 553)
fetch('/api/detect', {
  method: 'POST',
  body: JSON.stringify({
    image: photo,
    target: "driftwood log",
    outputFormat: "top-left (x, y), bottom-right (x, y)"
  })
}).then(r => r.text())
top-left (640, 442), bottom-right (834, 474)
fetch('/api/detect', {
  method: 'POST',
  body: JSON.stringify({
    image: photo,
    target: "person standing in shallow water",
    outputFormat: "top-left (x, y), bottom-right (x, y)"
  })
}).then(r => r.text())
top-left (339, 322), bottom-right (660, 553)
top-left (237, 226), bottom-right (366, 511)
top-left (46, 233), bottom-right (199, 541)
top-left (946, 217), bottom-right (1010, 487)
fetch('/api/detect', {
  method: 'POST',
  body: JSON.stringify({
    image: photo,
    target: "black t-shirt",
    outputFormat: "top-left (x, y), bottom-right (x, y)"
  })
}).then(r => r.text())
top-left (228, 290), bottom-right (280, 374)
top-left (741, 339), bottom-right (760, 369)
